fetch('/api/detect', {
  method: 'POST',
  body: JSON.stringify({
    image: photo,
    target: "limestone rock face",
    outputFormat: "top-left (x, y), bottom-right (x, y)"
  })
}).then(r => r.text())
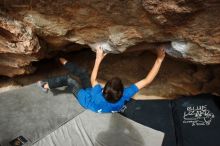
top-left (0, 15), bottom-right (40, 54)
top-left (142, 0), bottom-right (204, 26)
top-left (0, 0), bottom-right (220, 77)
top-left (166, 41), bottom-right (220, 64)
top-left (0, 14), bottom-right (41, 76)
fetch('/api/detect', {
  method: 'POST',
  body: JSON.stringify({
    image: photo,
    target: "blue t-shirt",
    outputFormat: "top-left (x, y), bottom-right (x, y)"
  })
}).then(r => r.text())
top-left (76, 84), bottom-right (139, 113)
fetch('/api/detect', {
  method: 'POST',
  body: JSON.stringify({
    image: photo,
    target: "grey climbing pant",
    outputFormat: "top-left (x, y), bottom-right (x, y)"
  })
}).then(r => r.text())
top-left (46, 62), bottom-right (91, 96)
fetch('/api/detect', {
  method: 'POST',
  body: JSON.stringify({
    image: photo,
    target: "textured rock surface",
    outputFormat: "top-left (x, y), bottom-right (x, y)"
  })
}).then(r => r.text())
top-left (0, 13), bottom-right (41, 76)
top-left (0, 0), bottom-right (220, 97)
top-left (0, 0), bottom-right (220, 77)
top-left (142, 0), bottom-right (204, 26)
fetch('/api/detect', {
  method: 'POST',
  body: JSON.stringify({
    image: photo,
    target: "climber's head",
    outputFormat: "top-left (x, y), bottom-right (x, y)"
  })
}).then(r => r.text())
top-left (103, 77), bottom-right (124, 103)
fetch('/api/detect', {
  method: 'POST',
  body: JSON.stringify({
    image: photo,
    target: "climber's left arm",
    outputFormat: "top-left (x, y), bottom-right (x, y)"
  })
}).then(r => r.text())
top-left (90, 46), bottom-right (107, 87)
top-left (135, 46), bottom-right (165, 90)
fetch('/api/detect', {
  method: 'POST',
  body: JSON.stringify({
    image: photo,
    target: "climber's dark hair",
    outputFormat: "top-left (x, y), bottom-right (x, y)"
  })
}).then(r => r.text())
top-left (103, 77), bottom-right (124, 103)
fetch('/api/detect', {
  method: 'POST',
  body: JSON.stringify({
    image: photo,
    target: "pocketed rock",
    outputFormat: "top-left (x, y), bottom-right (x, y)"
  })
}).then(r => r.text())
top-left (0, 0), bottom-right (219, 77)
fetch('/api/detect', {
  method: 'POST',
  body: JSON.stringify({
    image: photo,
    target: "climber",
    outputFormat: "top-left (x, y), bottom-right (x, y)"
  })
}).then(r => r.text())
top-left (38, 45), bottom-right (165, 113)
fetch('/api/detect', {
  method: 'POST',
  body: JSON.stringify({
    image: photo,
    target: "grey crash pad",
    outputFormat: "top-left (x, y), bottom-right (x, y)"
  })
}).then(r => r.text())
top-left (34, 110), bottom-right (165, 146)
top-left (0, 84), bottom-right (84, 146)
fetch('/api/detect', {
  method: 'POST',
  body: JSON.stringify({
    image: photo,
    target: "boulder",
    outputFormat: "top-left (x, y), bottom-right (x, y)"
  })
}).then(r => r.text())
top-left (0, 0), bottom-right (219, 77)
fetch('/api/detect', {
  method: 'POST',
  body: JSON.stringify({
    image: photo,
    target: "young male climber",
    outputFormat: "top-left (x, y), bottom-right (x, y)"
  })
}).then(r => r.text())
top-left (38, 45), bottom-right (165, 113)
